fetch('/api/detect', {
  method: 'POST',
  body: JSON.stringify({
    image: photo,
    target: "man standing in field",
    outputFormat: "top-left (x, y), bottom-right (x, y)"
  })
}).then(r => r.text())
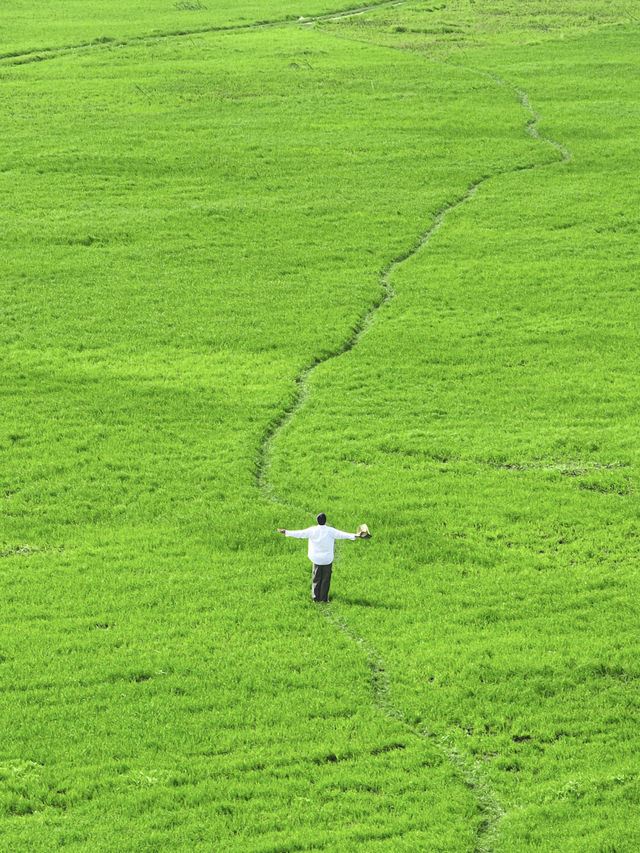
top-left (278, 513), bottom-right (361, 603)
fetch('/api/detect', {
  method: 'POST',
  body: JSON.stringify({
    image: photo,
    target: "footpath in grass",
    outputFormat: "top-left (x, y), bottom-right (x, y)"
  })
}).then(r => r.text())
top-left (1, 0), bottom-right (639, 850)
top-left (0, 12), bottom-right (528, 852)
top-left (273, 5), bottom-right (640, 851)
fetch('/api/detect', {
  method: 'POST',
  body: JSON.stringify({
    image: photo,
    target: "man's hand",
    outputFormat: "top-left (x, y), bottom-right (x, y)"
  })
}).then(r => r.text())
top-left (277, 528), bottom-right (286, 534)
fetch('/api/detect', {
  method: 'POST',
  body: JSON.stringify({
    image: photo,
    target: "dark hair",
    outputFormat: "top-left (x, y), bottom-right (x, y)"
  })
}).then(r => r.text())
top-left (316, 513), bottom-right (326, 525)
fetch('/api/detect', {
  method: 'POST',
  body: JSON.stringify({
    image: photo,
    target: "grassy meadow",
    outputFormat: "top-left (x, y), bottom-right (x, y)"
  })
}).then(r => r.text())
top-left (1, 1), bottom-right (639, 850)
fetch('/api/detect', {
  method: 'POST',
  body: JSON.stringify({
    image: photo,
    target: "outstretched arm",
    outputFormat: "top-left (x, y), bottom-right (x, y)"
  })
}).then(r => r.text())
top-left (278, 527), bottom-right (313, 538)
top-left (333, 528), bottom-right (358, 541)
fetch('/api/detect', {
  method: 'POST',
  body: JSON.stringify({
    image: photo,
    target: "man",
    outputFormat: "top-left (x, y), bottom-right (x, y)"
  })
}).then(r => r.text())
top-left (278, 513), bottom-right (360, 603)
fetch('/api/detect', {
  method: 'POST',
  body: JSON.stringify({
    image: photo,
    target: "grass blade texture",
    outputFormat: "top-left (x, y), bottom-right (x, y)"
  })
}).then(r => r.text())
top-left (1, 1), bottom-right (638, 850)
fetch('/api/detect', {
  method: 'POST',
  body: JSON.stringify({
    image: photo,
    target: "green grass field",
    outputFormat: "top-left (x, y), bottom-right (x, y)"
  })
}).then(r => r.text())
top-left (1, 1), bottom-right (639, 850)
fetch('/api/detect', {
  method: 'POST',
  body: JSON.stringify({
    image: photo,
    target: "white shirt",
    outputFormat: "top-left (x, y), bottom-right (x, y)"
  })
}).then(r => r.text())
top-left (285, 524), bottom-right (356, 564)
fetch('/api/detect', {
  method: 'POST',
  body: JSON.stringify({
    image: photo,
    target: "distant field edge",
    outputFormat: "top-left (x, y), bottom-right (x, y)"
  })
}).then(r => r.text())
top-left (0, 0), bottom-right (407, 66)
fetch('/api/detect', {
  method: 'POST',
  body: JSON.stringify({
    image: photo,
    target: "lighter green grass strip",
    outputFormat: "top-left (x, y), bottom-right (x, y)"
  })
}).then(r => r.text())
top-left (444, 61), bottom-right (572, 165)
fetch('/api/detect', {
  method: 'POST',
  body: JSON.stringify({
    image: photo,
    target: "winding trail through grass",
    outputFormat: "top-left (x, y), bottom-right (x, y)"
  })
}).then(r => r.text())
top-left (257, 20), bottom-right (572, 852)
top-left (4, 3), bottom-right (569, 847)
top-left (255, 180), bottom-right (481, 502)
top-left (257, 174), bottom-right (507, 851)
top-left (321, 604), bottom-right (508, 852)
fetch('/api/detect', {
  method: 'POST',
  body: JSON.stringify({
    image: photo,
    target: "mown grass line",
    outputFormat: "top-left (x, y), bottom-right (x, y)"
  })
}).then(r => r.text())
top-left (256, 24), bottom-right (573, 853)
top-left (321, 25), bottom-right (572, 169)
top-left (255, 135), bottom-right (489, 852)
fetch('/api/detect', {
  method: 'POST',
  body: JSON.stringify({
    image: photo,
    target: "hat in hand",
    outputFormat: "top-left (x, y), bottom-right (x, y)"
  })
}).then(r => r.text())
top-left (357, 524), bottom-right (371, 539)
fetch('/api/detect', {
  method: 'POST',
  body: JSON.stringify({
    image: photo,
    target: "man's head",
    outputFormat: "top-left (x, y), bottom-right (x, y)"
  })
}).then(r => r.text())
top-left (316, 513), bottom-right (326, 526)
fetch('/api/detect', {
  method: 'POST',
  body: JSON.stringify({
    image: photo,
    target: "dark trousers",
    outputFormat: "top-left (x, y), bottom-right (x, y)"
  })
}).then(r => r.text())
top-left (312, 563), bottom-right (333, 602)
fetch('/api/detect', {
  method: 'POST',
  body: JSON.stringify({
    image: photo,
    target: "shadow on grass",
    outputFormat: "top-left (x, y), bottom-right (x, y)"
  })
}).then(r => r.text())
top-left (331, 595), bottom-right (402, 609)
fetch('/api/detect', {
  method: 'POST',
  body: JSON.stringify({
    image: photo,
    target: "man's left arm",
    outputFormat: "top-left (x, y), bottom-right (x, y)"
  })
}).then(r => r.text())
top-left (333, 528), bottom-right (357, 541)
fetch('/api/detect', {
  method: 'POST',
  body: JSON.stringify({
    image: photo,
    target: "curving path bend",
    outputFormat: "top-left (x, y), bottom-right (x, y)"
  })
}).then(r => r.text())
top-left (257, 20), bottom-right (572, 853)
top-left (4, 3), bottom-right (570, 848)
